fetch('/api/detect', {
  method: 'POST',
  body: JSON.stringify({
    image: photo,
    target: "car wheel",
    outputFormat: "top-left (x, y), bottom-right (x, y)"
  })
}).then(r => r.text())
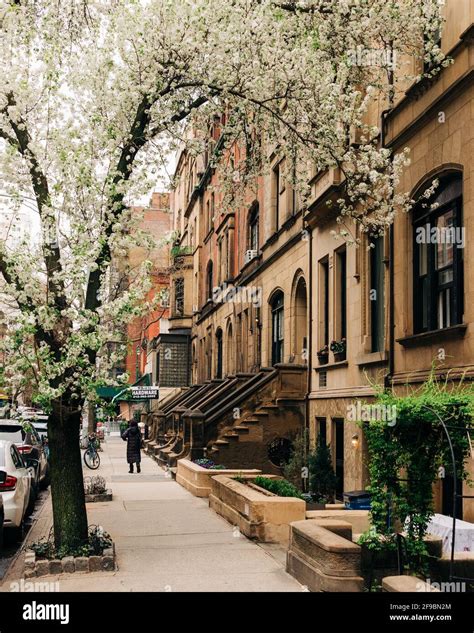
top-left (40, 466), bottom-right (51, 490)
top-left (9, 520), bottom-right (24, 543)
top-left (26, 484), bottom-right (37, 517)
top-left (0, 512), bottom-right (4, 552)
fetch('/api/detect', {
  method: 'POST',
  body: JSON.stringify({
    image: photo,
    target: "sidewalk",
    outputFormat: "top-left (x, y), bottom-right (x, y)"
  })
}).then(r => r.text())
top-left (1, 436), bottom-right (302, 592)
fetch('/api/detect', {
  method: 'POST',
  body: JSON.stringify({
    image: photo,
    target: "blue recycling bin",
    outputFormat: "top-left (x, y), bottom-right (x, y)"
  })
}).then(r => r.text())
top-left (343, 490), bottom-right (371, 510)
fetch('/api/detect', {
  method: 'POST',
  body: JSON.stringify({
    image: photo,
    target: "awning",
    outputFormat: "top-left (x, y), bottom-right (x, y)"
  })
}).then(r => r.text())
top-left (96, 374), bottom-right (151, 401)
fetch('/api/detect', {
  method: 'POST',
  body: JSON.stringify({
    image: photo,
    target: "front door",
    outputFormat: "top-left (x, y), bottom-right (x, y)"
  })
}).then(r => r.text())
top-left (333, 419), bottom-right (344, 500)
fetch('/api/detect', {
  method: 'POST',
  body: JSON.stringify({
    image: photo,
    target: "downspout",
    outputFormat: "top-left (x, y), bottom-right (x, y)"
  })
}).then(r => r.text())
top-left (305, 216), bottom-right (313, 471)
top-left (383, 49), bottom-right (396, 391)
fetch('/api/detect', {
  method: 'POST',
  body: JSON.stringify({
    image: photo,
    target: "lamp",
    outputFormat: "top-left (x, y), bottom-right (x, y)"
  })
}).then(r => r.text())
top-left (351, 434), bottom-right (360, 449)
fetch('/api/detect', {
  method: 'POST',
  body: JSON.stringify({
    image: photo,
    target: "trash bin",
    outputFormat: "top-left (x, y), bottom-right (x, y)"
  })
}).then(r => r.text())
top-left (343, 490), bottom-right (371, 510)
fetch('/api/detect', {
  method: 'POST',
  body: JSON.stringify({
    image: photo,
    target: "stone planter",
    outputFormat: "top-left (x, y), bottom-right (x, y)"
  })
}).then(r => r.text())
top-left (24, 543), bottom-right (116, 578)
top-left (287, 519), bottom-right (364, 592)
top-left (176, 459), bottom-right (261, 498)
top-left (85, 489), bottom-right (113, 503)
top-left (209, 474), bottom-right (306, 544)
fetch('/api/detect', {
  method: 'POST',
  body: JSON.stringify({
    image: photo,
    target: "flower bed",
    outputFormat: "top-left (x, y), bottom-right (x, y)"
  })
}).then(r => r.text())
top-left (24, 526), bottom-right (116, 578)
top-left (84, 476), bottom-right (112, 503)
top-left (176, 458), bottom-right (261, 498)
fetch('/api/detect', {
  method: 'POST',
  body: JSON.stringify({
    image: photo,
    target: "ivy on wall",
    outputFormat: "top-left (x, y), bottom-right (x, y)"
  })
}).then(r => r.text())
top-left (359, 376), bottom-right (474, 574)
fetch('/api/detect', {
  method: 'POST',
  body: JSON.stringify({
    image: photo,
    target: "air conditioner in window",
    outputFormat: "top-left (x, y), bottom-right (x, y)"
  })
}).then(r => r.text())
top-left (244, 249), bottom-right (258, 264)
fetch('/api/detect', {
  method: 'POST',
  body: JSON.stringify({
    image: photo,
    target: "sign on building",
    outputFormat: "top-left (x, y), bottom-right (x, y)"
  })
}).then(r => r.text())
top-left (130, 387), bottom-right (159, 400)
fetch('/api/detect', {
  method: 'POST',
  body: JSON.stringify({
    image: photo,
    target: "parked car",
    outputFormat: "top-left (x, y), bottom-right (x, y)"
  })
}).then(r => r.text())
top-left (0, 440), bottom-right (34, 540)
top-left (0, 420), bottom-right (50, 492)
top-left (0, 483), bottom-right (4, 551)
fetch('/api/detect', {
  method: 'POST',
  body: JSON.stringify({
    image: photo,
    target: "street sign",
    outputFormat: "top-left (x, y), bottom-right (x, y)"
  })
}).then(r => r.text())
top-left (130, 386), bottom-right (159, 400)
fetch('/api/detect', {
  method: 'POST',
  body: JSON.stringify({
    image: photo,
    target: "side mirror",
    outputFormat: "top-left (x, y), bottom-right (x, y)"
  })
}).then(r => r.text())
top-left (0, 470), bottom-right (6, 485)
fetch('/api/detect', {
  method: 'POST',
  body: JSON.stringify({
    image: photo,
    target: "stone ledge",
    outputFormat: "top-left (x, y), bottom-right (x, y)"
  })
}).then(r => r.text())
top-left (382, 575), bottom-right (440, 592)
top-left (305, 509), bottom-right (370, 534)
top-left (24, 543), bottom-right (116, 578)
top-left (290, 520), bottom-right (360, 554)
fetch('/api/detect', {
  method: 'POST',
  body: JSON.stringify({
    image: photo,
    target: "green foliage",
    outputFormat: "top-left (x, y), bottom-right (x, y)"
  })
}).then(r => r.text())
top-left (29, 525), bottom-right (112, 560)
top-left (282, 429), bottom-right (308, 491)
top-left (308, 439), bottom-right (337, 503)
top-left (360, 376), bottom-right (474, 575)
top-left (253, 476), bottom-right (303, 498)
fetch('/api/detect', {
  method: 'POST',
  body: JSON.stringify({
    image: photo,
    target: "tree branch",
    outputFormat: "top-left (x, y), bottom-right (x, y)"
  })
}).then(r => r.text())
top-left (1, 93), bottom-right (68, 313)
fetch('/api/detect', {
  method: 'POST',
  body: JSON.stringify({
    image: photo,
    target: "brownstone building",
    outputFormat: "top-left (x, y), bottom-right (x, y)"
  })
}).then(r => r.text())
top-left (150, 1), bottom-right (474, 521)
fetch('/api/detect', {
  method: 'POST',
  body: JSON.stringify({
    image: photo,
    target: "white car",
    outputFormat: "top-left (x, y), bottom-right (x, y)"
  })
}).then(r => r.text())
top-left (0, 439), bottom-right (34, 540)
top-left (0, 492), bottom-right (4, 550)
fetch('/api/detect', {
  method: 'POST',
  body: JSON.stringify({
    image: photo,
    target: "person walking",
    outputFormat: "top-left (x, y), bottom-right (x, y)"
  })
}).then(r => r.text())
top-left (121, 420), bottom-right (142, 473)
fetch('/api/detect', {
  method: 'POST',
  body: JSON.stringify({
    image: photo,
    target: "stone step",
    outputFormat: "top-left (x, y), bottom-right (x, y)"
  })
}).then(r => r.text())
top-left (223, 433), bottom-right (239, 441)
top-left (233, 426), bottom-right (250, 433)
top-left (214, 439), bottom-right (230, 446)
top-left (243, 418), bottom-right (260, 424)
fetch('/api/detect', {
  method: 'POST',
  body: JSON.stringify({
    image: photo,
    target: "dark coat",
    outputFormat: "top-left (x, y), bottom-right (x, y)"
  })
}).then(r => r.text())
top-left (121, 425), bottom-right (142, 463)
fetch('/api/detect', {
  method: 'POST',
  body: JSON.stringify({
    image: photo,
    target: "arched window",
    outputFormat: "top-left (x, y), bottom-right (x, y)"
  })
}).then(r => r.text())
top-left (292, 276), bottom-right (307, 363)
top-left (413, 172), bottom-right (463, 333)
top-left (270, 291), bottom-right (284, 365)
top-left (206, 261), bottom-right (214, 302)
top-left (248, 203), bottom-right (259, 252)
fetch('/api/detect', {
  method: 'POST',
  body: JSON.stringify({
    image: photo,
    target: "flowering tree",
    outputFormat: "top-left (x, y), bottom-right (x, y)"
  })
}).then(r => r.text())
top-left (0, 0), bottom-right (445, 549)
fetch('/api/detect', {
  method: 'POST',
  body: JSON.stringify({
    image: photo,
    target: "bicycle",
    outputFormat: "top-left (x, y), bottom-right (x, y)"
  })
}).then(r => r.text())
top-left (83, 433), bottom-right (101, 470)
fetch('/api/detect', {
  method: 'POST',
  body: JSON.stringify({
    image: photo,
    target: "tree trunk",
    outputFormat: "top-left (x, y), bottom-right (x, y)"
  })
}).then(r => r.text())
top-left (87, 401), bottom-right (96, 435)
top-left (48, 400), bottom-right (88, 551)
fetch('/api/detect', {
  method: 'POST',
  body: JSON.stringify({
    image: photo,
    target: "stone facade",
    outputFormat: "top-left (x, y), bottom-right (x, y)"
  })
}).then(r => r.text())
top-left (306, 4), bottom-right (474, 519)
top-left (163, 3), bottom-right (474, 518)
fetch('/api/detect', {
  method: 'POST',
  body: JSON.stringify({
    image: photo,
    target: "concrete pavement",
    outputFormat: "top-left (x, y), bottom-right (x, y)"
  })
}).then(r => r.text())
top-left (1, 436), bottom-right (302, 592)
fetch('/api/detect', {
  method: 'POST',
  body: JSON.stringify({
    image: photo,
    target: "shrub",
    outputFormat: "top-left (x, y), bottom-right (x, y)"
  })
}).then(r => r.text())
top-left (193, 458), bottom-right (226, 469)
top-left (84, 475), bottom-right (107, 495)
top-left (282, 429), bottom-right (308, 491)
top-left (29, 525), bottom-right (112, 560)
top-left (253, 476), bottom-right (303, 498)
top-left (308, 439), bottom-right (337, 504)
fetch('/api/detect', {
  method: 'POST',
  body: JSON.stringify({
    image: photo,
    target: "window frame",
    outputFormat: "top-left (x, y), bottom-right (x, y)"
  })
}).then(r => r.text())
top-left (412, 174), bottom-right (463, 334)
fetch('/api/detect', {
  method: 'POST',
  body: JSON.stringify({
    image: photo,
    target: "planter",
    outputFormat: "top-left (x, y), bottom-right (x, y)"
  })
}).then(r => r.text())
top-left (209, 474), bottom-right (306, 544)
top-left (24, 543), bottom-right (116, 578)
top-left (333, 351), bottom-right (346, 362)
top-left (287, 520), bottom-right (364, 592)
top-left (176, 458), bottom-right (261, 498)
top-left (317, 353), bottom-right (329, 365)
top-left (85, 489), bottom-right (113, 503)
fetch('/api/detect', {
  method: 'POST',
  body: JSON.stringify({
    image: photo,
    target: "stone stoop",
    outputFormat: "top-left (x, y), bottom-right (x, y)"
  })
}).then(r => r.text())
top-left (286, 520), bottom-right (365, 592)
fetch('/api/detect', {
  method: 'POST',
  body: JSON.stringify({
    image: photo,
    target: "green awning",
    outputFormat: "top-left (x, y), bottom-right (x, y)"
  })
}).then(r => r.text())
top-left (96, 386), bottom-right (123, 399)
top-left (96, 374), bottom-right (151, 401)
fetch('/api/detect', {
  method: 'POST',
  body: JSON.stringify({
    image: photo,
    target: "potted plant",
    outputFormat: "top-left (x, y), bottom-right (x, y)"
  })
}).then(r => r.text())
top-left (317, 345), bottom-right (329, 365)
top-left (308, 438), bottom-right (337, 506)
top-left (330, 338), bottom-right (346, 362)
